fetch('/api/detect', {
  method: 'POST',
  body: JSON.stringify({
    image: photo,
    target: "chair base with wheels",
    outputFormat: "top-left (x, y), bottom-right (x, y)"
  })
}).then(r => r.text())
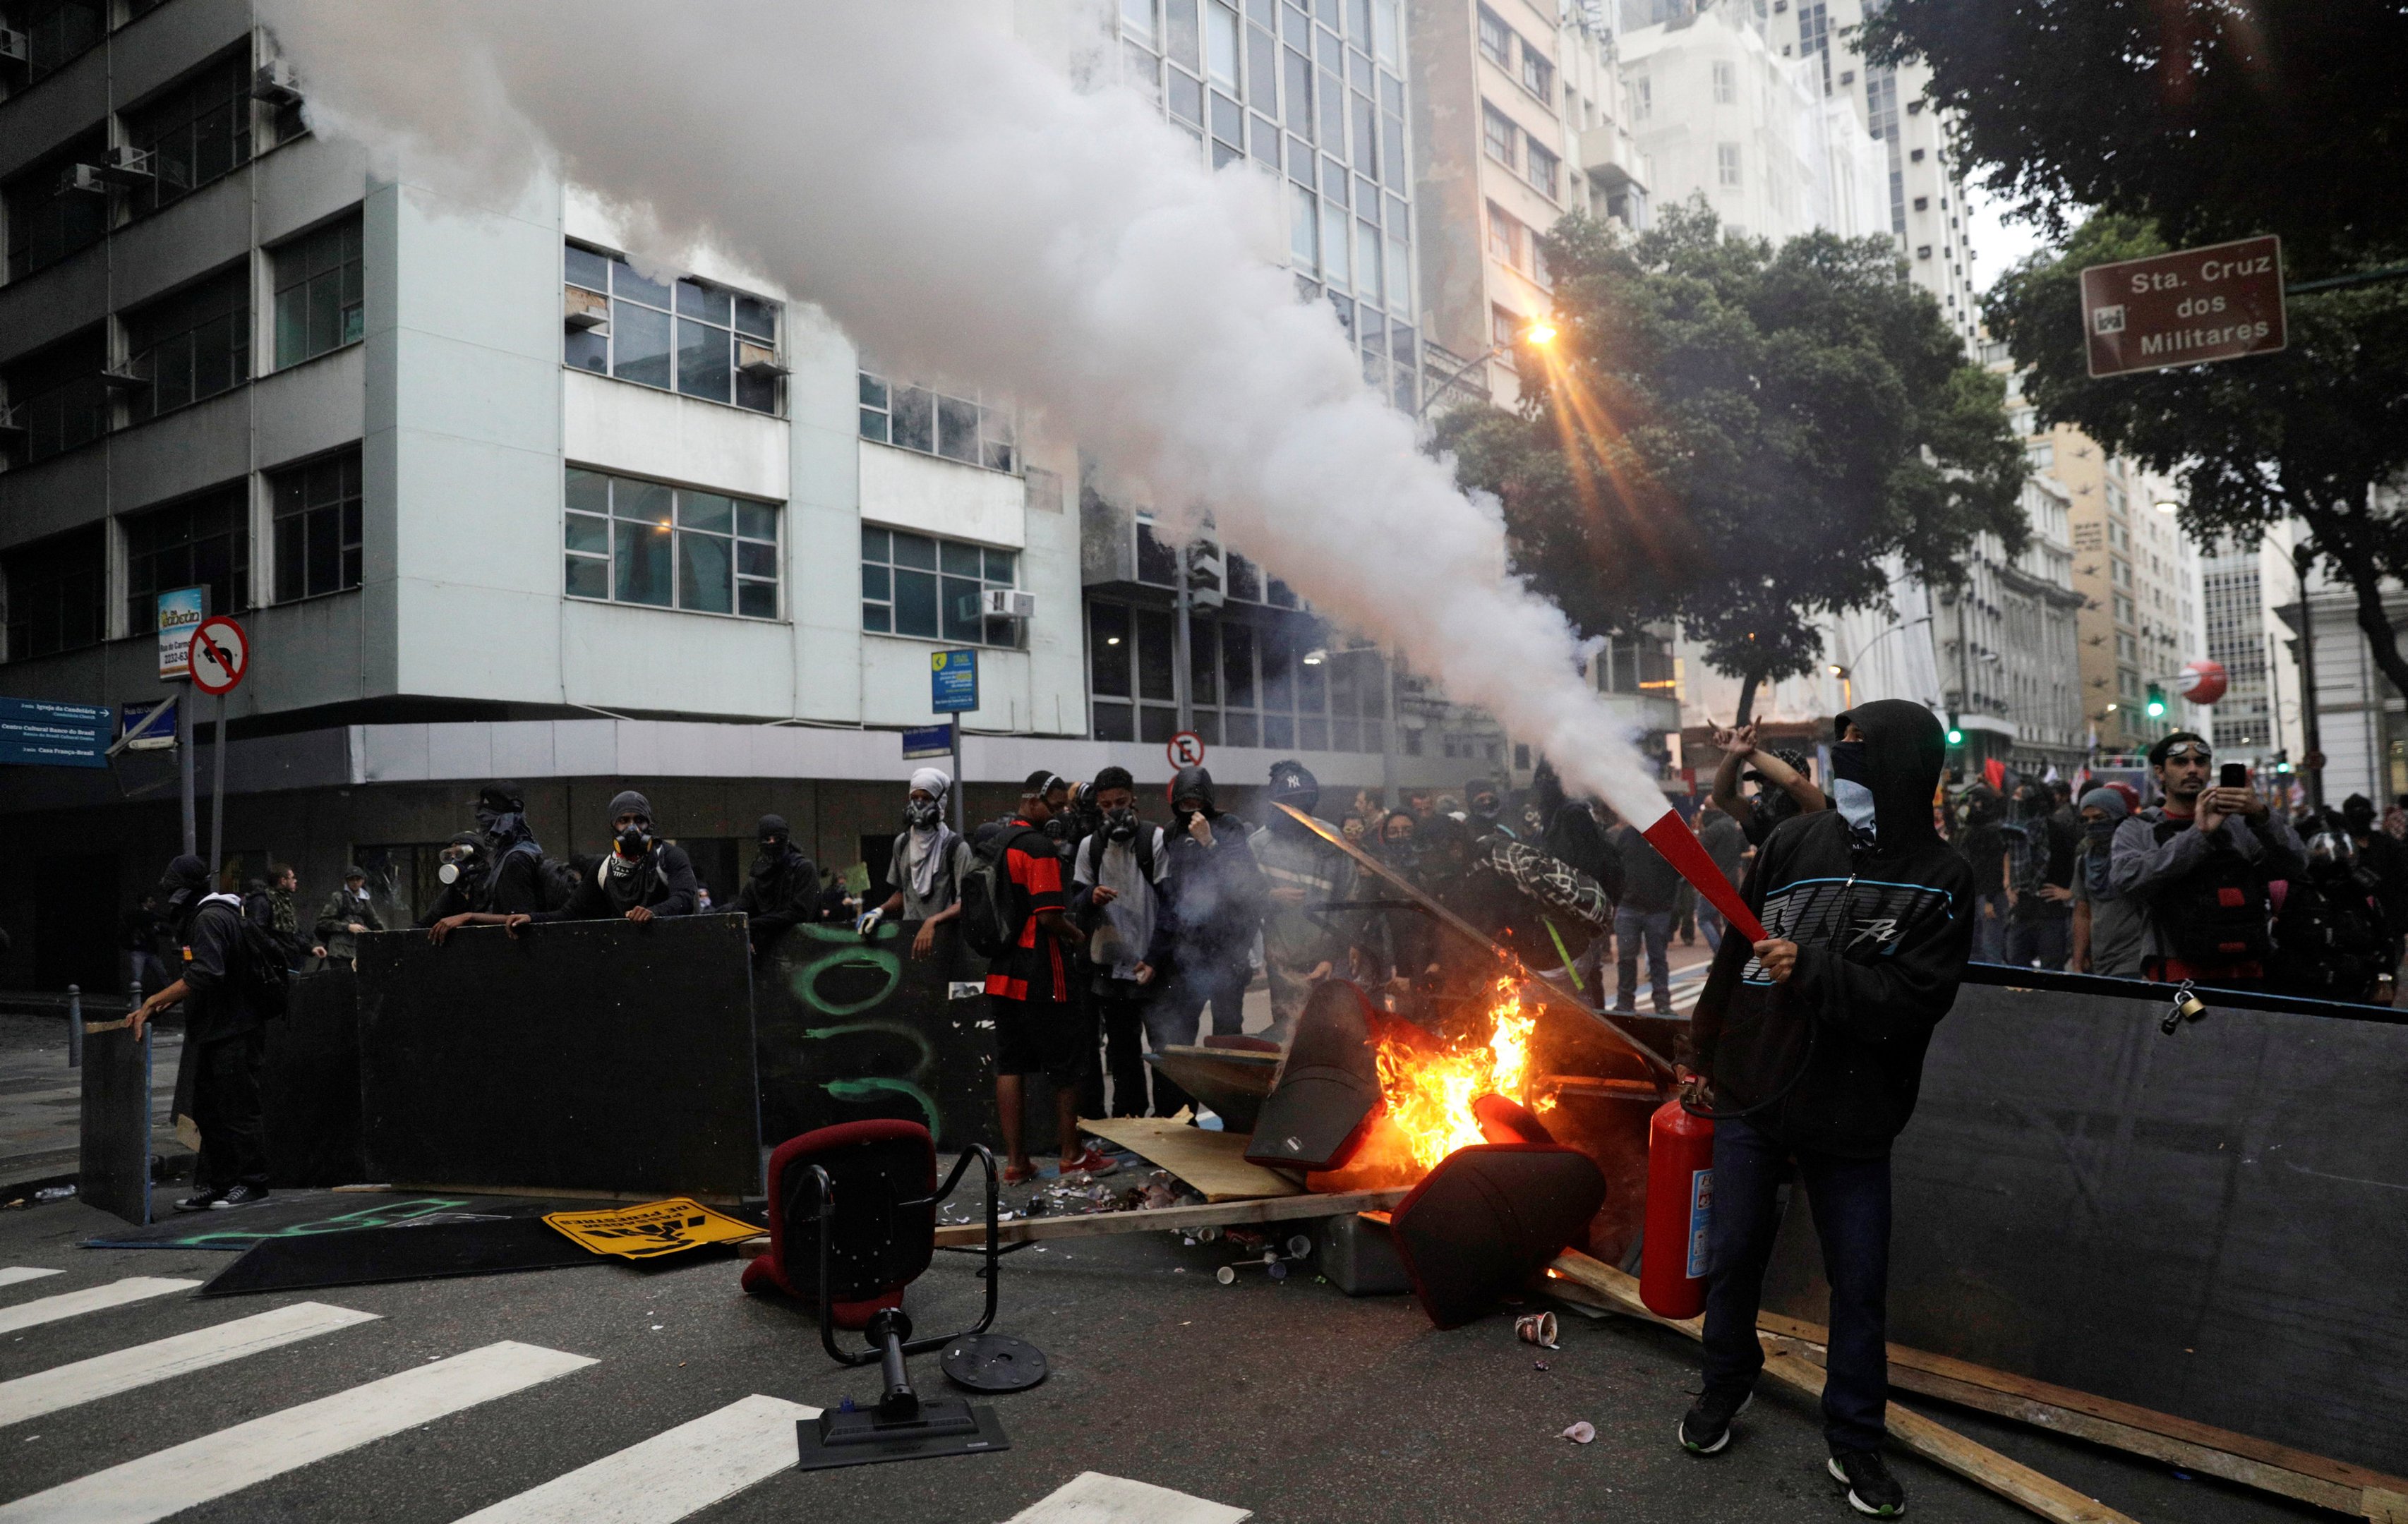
top-left (747, 1120), bottom-right (1046, 1470)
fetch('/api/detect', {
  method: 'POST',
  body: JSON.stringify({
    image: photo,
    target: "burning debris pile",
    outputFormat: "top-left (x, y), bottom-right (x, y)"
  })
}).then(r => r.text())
top-left (1305, 980), bottom-right (1564, 1192)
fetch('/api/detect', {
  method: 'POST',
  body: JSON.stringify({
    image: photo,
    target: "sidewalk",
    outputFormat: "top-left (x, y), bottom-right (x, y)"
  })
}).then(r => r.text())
top-left (0, 1011), bottom-right (182, 1193)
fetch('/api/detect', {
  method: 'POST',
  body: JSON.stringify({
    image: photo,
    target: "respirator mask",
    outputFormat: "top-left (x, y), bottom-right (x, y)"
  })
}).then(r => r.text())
top-left (904, 798), bottom-right (941, 830)
top-left (1104, 808), bottom-right (1138, 843)
top-left (614, 824), bottom-right (651, 859)
top-left (437, 844), bottom-right (479, 885)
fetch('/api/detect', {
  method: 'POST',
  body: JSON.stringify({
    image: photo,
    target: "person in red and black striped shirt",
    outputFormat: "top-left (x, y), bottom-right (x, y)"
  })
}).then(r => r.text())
top-left (989, 770), bottom-right (1113, 1183)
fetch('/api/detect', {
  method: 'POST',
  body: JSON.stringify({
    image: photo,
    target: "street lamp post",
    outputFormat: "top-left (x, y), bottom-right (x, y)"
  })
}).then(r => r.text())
top-left (1826, 615), bottom-right (1932, 715)
top-left (1415, 322), bottom-right (1555, 419)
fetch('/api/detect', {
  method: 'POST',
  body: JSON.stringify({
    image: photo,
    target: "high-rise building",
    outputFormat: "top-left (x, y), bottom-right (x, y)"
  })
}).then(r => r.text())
top-left (2036, 423), bottom-right (2192, 757)
top-left (2198, 528), bottom-right (2294, 768)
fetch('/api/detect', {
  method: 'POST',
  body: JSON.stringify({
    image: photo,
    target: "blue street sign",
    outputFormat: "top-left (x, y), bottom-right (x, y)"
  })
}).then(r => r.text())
top-left (930, 648), bottom-right (980, 714)
top-left (0, 696), bottom-right (113, 769)
top-left (901, 724), bottom-right (953, 759)
top-left (119, 696), bottom-right (177, 751)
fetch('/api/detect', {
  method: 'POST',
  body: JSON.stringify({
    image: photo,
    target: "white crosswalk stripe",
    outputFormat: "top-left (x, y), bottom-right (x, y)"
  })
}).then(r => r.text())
top-left (1003, 1472), bottom-right (1251, 1523)
top-left (0, 1278), bottom-right (198, 1336)
top-left (0, 1269), bottom-right (61, 1290)
top-left (450, 1392), bottom-right (817, 1523)
top-left (0, 1339), bottom-right (595, 1524)
top-left (0, 1301), bottom-right (380, 1429)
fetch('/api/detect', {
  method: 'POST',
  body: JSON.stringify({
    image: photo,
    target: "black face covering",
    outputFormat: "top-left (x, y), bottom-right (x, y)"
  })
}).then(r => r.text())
top-left (1105, 807), bottom-right (1138, 842)
top-left (1172, 805), bottom-right (1200, 837)
top-left (904, 799), bottom-right (941, 829)
top-left (1469, 794), bottom-right (1501, 822)
top-left (615, 824), bottom-right (651, 859)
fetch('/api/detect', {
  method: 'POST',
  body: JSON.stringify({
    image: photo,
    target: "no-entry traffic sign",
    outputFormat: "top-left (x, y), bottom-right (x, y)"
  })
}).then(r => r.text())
top-left (2081, 235), bottom-right (2285, 378)
top-left (188, 615), bottom-right (250, 695)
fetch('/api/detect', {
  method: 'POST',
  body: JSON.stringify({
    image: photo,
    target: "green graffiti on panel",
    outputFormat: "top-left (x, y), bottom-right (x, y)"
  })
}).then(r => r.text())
top-left (824, 1077), bottom-right (943, 1135)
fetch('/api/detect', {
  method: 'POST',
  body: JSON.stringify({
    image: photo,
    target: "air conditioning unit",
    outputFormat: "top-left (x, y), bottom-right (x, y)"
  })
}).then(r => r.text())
top-left (59, 164), bottom-right (111, 195)
top-left (980, 588), bottom-right (1037, 620)
top-left (736, 340), bottom-right (787, 378)
top-left (100, 145), bottom-right (156, 185)
top-left (252, 59), bottom-right (303, 103)
top-left (563, 286), bottom-right (609, 330)
top-left (0, 28), bottom-right (30, 65)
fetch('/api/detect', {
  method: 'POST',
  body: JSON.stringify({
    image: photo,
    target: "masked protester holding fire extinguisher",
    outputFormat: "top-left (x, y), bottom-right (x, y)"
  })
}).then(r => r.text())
top-left (1673, 701), bottom-right (1973, 1520)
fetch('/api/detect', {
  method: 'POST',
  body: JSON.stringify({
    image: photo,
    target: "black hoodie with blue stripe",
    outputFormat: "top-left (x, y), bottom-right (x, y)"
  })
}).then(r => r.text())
top-left (1685, 699), bottom-right (1975, 1157)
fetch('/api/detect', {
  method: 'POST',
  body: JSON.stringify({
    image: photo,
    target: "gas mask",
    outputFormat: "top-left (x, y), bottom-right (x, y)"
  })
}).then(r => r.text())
top-left (904, 798), bottom-right (942, 830)
top-left (437, 845), bottom-right (481, 886)
top-left (614, 823), bottom-right (651, 859)
top-left (1829, 741), bottom-right (1878, 847)
top-left (1040, 816), bottom-right (1069, 842)
top-left (1469, 794), bottom-right (1501, 823)
top-left (1104, 808), bottom-right (1138, 843)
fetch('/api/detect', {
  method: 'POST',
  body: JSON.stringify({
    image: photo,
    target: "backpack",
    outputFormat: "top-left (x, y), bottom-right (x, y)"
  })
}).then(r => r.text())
top-left (958, 820), bottom-right (1043, 960)
top-left (198, 900), bottom-right (293, 1019)
top-left (1076, 826), bottom-right (1157, 894)
top-left (2271, 880), bottom-right (2386, 1004)
top-left (2149, 818), bottom-right (2272, 967)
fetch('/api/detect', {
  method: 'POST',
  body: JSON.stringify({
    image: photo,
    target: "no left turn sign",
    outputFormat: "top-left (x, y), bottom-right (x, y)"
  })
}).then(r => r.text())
top-left (188, 615), bottom-right (250, 695)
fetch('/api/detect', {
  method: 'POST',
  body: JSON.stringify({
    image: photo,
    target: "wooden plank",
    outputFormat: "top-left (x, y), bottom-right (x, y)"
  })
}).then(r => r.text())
top-left (931, 1189), bottom-right (1410, 1249)
top-left (1753, 1307), bottom-right (2408, 1506)
top-left (1077, 1118), bottom-right (1302, 1202)
top-left (1544, 1252), bottom-right (2138, 1524)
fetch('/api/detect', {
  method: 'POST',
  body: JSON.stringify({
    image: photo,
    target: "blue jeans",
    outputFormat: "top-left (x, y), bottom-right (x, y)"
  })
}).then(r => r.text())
top-left (1699, 900), bottom-right (1728, 953)
top-left (1971, 893), bottom-right (2009, 963)
top-left (1700, 1115), bottom-right (1894, 1454)
top-left (1613, 907), bottom-right (1673, 1012)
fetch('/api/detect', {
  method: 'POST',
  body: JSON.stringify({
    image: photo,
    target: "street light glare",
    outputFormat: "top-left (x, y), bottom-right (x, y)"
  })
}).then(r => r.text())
top-left (1523, 321), bottom-right (1558, 346)
top-left (2153, 499), bottom-right (2179, 514)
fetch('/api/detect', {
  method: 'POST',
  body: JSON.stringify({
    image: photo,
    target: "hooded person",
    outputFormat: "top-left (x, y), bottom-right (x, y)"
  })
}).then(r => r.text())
top-left (1675, 701), bottom-right (1974, 1518)
top-left (2002, 780), bottom-right (2078, 971)
top-left (1248, 759), bottom-right (1354, 1041)
top-left (1157, 764), bottom-right (1268, 1044)
top-left (436, 790), bottom-right (696, 939)
top-left (2071, 787), bottom-right (2145, 978)
top-left (733, 813), bottom-right (820, 960)
top-left (1955, 782), bottom-right (2011, 964)
top-left (2269, 812), bottom-right (2388, 1004)
top-left (866, 767), bottom-right (975, 960)
top-left (469, 780), bottom-right (550, 914)
top-left (130, 854), bottom-right (275, 1211)
top-left (2339, 791), bottom-right (2408, 977)
top-left (1070, 764), bottom-right (1181, 1115)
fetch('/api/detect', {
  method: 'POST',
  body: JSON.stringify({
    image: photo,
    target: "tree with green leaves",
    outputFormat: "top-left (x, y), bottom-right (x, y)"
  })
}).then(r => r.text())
top-left (1986, 215), bottom-right (2408, 698)
top-left (1860, 0), bottom-right (2408, 274)
top-left (1435, 203), bottom-right (2025, 716)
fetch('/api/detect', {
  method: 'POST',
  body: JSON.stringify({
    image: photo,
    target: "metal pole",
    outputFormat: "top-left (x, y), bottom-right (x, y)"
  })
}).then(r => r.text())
top-left (177, 682), bottom-right (195, 857)
top-left (1380, 650), bottom-right (1400, 809)
top-left (67, 984), bottom-right (82, 1070)
top-left (1174, 578), bottom-right (1193, 736)
top-left (2296, 544), bottom-right (2323, 811)
top-left (208, 689), bottom-right (227, 880)
top-left (949, 713), bottom-right (963, 834)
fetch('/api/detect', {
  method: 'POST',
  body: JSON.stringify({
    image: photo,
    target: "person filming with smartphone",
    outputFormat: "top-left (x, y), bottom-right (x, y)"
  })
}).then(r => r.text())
top-left (2109, 734), bottom-right (2305, 991)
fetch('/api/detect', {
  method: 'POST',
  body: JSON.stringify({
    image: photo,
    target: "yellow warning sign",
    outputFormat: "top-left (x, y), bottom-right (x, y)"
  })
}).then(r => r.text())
top-left (543, 1197), bottom-right (762, 1260)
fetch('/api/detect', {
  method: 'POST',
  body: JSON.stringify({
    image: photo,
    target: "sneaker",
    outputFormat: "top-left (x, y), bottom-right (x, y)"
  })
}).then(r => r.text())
top-left (1059, 1146), bottom-right (1118, 1178)
top-left (1678, 1388), bottom-right (1752, 1455)
top-left (209, 1183), bottom-right (271, 1210)
top-left (1001, 1160), bottom-right (1038, 1185)
top-left (1829, 1449), bottom-right (1907, 1517)
top-left (173, 1188), bottom-right (223, 1214)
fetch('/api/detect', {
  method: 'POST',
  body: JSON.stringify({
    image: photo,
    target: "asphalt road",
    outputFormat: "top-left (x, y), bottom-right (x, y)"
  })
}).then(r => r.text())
top-left (0, 1192), bottom-right (2330, 1523)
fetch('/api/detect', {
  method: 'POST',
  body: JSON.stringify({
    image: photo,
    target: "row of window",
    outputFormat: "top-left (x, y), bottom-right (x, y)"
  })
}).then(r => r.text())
top-left (0, 445), bottom-right (361, 663)
top-left (1088, 598), bottom-right (1391, 752)
top-left (4, 37), bottom-right (303, 284)
top-left (1474, 5), bottom-right (1553, 104)
top-left (857, 373), bottom-right (1017, 474)
top-left (0, 213), bottom-right (362, 468)
top-left (1479, 100), bottom-right (1558, 201)
top-left (860, 526), bottom-right (1021, 649)
top-left (565, 468), bottom-right (780, 621)
top-left (561, 244), bottom-right (781, 415)
top-left (1486, 201), bottom-right (1548, 287)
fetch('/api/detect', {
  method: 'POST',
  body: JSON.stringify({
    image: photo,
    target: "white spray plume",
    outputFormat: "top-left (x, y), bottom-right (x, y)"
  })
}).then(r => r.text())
top-left (260, 0), bottom-right (1670, 824)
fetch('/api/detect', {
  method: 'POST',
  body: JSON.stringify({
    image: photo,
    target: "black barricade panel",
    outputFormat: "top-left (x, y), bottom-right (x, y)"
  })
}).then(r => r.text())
top-left (753, 920), bottom-right (1001, 1153)
top-left (78, 1024), bottom-right (152, 1226)
top-left (265, 968), bottom-right (364, 1189)
top-left (1759, 979), bottom-right (2408, 1473)
top-left (356, 914), bottom-right (757, 1200)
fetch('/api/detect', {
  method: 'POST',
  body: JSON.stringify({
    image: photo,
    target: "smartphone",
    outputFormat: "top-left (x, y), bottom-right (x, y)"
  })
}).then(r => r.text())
top-left (2220, 762), bottom-right (2248, 790)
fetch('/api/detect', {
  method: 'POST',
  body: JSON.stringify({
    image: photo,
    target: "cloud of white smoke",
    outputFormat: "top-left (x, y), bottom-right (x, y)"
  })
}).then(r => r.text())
top-left (259, 0), bottom-right (1672, 824)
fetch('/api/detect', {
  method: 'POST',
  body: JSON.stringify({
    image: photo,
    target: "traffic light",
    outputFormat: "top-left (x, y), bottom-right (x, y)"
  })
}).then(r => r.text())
top-left (2144, 682), bottom-right (2167, 718)
top-left (1184, 539), bottom-right (1225, 612)
top-left (1945, 713), bottom-right (1963, 746)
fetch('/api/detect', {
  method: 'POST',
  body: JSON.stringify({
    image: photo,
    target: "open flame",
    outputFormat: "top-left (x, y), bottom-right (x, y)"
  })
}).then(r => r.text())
top-left (1370, 979), bottom-right (1555, 1175)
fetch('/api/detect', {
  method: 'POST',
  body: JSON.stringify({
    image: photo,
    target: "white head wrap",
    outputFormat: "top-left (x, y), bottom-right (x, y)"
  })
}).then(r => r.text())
top-left (910, 766), bottom-right (952, 798)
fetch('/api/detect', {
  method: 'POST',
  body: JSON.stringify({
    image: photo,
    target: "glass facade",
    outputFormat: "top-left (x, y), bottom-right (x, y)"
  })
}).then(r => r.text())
top-left (1119, 0), bottom-right (1419, 413)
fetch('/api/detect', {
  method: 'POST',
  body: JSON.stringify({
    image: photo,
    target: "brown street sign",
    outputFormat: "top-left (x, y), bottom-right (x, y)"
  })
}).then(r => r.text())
top-left (2081, 235), bottom-right (2286, 378)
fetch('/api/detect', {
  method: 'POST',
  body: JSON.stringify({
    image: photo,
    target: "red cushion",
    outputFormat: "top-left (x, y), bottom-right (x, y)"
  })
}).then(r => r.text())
top-left (745, 1120), bottom-right (937, 1326)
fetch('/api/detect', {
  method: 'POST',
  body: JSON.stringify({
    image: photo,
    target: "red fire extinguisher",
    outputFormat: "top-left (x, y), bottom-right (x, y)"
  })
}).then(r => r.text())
top-left (1642, 1097), bottom-right (1715, 1319)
